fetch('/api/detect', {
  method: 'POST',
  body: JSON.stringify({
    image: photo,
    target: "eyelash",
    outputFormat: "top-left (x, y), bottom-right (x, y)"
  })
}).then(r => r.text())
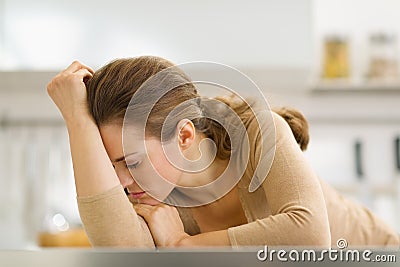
top-left (126, 162), bottom-right (140, 169)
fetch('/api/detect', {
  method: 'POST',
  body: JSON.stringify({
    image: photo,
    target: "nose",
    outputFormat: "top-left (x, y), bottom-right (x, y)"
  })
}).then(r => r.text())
top-left (115, 166), bottom-right (134, 188)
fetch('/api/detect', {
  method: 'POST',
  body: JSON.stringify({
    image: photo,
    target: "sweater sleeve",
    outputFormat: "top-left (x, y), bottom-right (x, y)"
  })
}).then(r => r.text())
top-left (77, 184), bottom-right (155, 248)
top-left (227, 112), bottom-right (331, 247)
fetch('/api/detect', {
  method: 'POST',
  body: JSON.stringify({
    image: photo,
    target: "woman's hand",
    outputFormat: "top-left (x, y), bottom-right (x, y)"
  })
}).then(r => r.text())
top-left (133, 203), bottom-right (190, 247)
top-left (47, 61), bottom-right (95, 126)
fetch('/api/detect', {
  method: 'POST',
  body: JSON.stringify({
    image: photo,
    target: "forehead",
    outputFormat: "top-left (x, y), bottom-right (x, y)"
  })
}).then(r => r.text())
top-left (100, 123), bottom-right (144, 139)
top-left (100, 123), bottom-right (156, 160)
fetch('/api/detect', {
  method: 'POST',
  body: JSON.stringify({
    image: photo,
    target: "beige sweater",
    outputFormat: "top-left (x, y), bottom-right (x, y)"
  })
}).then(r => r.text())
top-left (77, 112), bottom-right (399, 248)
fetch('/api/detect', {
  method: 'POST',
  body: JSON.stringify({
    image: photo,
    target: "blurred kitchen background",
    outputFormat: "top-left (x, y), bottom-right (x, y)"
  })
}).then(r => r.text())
top-left (0, 0), bottom-right (399, 249)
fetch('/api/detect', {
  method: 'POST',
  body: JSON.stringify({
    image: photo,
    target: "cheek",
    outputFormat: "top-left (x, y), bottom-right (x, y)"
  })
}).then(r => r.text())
top-left (149, 151), bottom-right (181, 184)
top-left (148, 149), bottom-right (181, 184)
top-left (132, 148), bottom-right (180, 203)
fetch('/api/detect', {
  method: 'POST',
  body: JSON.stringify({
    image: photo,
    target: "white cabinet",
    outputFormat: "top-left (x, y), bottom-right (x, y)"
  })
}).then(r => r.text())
top-left (305, 122), bottom-right (400, 231)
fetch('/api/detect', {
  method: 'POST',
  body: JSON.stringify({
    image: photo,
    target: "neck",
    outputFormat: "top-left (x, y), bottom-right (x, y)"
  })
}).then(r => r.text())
top-left (178, 157), bottom-right (228, 187)
top-left (177, 132), bottom-right (229, 187)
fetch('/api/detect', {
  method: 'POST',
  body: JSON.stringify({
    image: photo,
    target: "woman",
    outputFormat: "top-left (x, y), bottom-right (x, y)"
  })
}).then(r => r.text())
top-left (47, 57), bottom-right (399, 248)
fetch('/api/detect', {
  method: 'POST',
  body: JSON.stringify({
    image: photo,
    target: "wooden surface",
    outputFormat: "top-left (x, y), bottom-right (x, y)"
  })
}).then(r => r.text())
top-left (38, 228), bottom-right (91, 247)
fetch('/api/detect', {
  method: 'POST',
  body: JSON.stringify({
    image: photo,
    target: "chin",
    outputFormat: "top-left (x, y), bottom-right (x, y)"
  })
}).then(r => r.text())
top-left (128, 196), bottom-right (161, 206)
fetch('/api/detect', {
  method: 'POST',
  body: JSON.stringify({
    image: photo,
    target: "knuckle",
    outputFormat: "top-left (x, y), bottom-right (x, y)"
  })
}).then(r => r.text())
top-left (149, 210), bottom-right (156, 217)
top-left (152, 206), bottom-right (162, 215)
top-left (46, 81), bottom-right (53, 90)
top-left (57, 73), bottom-right (66, 81)
top-left (154, 206), bottom-right (162, 212)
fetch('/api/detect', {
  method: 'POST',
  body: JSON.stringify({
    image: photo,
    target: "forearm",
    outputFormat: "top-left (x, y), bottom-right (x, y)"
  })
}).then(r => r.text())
top-left (178, 230), bottom-right (231, 247)
top-left (67, 117), bottom-right (120, 197)
top-left (67, 118), bottom-right (156, 247)
top-left (47, 62), bottom-right (153, 247)
top-left (78, 184), bottom-right (155, 248)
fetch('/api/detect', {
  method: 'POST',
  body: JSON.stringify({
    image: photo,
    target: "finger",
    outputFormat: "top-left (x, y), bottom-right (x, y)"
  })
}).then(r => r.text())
top-left (75, 68), bottom-right (93, 82)
top-left (64, 61), bottom-right (83, 73)
top-left (133, 204), bottom-right (153, 218)
top-left (64, 60), bottom-right (95, 75)
top-left (84, 64), bottom-right (95, 75)
top-left (134, 203), bottom-right (154, 212)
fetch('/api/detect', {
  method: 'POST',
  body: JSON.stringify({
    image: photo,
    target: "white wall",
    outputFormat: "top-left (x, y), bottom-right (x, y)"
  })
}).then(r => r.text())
top-left (0, 0), bottom-right (4, 63)
top-left (1, 0), bottom-right (312, 70)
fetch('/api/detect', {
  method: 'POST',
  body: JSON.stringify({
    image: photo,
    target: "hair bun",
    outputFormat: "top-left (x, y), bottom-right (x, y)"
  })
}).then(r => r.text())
top-left (273, 107), bottom-right (309, 151)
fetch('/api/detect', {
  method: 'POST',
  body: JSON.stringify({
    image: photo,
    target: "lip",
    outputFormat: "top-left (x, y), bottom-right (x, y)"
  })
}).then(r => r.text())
top-left (130, 191), bottom-right (146, 199)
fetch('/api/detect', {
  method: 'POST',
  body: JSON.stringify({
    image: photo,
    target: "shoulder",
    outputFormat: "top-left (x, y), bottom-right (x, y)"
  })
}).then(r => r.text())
top-left (243, 110), bottom-right (301, 192)
top-left (245, 110), bottom-right (293, 146)
top-left (241, 110), bottom-right (278, 191)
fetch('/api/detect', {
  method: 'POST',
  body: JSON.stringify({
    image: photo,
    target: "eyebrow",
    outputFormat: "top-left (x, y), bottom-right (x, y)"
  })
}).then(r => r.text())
top-left (112, 152), bottom-right (138, 163)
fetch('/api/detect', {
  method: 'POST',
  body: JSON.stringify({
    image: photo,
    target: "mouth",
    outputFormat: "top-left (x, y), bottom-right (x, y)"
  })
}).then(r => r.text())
top-left (124, 188), bottom-right (146, 199)
top-left (130, 191), bottom-right (146, 199)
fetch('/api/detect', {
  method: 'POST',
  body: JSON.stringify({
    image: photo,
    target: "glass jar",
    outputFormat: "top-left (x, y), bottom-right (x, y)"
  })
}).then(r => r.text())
top-left (322, 35), bottom-right (350, 79)
top-left (367, 32), bottom-right (399, 81)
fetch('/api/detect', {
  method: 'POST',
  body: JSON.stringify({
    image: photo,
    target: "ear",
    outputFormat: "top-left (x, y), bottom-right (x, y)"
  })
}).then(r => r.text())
top-left (176, 119), bottom-right (195, 150)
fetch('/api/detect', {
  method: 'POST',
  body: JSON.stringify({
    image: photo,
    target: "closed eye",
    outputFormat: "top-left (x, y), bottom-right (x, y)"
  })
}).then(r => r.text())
top-left (126, 162), bottom-right (140, 170)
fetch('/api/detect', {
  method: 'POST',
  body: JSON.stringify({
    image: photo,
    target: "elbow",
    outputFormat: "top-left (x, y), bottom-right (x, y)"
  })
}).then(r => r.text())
top-left (305, 223), bottom-right (331, 248)
top-left (286, 208), bottom-right (331, 248)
